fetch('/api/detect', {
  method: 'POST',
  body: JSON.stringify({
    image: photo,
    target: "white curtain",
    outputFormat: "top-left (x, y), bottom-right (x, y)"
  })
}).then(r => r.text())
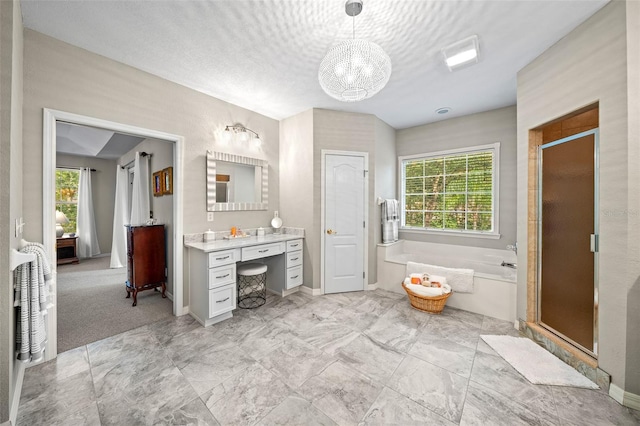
top-left (110, 165), bottom-right (129, 268)
top-left (130, 152), bottom-right (150, 226)
top-left (76, 168), bottom-right (101, 258)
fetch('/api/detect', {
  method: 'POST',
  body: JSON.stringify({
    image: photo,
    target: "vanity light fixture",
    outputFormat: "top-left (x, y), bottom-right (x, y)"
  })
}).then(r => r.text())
top-left (224, 123), bottom-right (262, 147)
top-left (442, 35), bottom-right (480, 72)
top-left (318, 0), bottom-right (392, 102)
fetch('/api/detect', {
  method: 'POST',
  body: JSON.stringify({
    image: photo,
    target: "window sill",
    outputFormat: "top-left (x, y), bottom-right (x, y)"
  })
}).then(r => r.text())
top-left (399, 227), bottom-right (501, 240)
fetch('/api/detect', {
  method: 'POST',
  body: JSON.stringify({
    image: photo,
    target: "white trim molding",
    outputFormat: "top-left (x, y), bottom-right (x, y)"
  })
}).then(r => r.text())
top-left (9, 363), bottom-right (25, 426)
top-left (299, 285), bottom-right (322, 296)
top-left (397, 142), bottom-right (501, 237)
top-left (43, 109), bottom-right (186, 363)
top-left (609, 384), bottom-right (640, 411)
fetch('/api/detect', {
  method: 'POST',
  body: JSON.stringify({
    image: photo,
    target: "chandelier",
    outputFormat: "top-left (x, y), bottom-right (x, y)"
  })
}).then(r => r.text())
top-left (318, 0), bottom-right (392, 102)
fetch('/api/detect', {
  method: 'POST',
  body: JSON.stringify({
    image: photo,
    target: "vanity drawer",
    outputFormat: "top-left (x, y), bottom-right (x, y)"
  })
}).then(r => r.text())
top-left (208, 283), bottom-right (236, 317)
top-left (286, 265), bottom-right (303, 289)
top-left (208, 249), bottom-right (240, 268)
top-left (286, 239), bottom-right (303, 252)
top-left (242, 243), bottom-right (284, 261)
top-left (286, 251), bottom-right (302, 268)
top-left (208, 263), bottom-right (236, 289)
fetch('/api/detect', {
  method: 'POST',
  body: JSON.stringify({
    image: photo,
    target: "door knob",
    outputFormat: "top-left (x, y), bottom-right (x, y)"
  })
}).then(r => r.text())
top-left (327, 229), bottom-right (336, 235)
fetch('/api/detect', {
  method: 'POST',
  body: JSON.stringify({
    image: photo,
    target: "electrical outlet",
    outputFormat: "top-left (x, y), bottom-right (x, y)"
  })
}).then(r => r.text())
top-left (207, 212), bottom-right (214, 222)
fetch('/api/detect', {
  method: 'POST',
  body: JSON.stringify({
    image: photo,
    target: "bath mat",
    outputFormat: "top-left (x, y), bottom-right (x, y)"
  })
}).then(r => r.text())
top-left (480, 335), bottom-right (599, 389)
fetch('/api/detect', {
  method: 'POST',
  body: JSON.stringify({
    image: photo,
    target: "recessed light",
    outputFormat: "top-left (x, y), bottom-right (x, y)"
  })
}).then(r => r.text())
top-left (442, 35), bottom-right (480, 72)
top-left (435, 107), bottom-right (451, 115)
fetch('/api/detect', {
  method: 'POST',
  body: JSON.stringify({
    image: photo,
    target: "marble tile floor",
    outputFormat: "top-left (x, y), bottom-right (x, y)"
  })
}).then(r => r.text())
top-left (18, 289), bottom-right (640, 426)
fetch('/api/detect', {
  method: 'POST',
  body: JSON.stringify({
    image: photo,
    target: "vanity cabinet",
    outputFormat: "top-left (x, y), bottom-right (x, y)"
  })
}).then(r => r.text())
top-left (265, 238), bottom-right (304, 293)
top-left (285, 239), bottom-right (303, 289)
top-left (186, 234), bottom-right (304, 327)
top-left (189, 248), bottom-right (240, 326)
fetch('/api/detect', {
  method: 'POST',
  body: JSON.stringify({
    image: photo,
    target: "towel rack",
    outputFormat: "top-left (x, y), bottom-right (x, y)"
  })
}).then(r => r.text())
top-left (10, 250), bottom-right (35, 272)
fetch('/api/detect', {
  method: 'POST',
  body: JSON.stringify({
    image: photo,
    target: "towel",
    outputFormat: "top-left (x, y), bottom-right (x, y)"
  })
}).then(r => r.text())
top-left (404, 278), bottom-right (452, 296)
top-left (15, 242), bottom-right (51, 363)
top-left (381, 199), bottom-right (399, 243)
top-left (384, 199), bottom-right (399, 221)
top-left (406, 261), bottom-right (474, 293)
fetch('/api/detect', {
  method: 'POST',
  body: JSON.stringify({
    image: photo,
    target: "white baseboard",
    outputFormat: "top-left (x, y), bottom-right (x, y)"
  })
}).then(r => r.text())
top-left (298, 285), bottom-right (322, 296)
top-left (10, 362), bottom-right (25, 426)
top-left (610, 384), bottom-right (640, 410)
top-left (165, 291), bottom-right (173, 301)
top-left (367, 283), bottom-right (378, 291)
top-left (181, 306), bottom-right (189, 315)
top-left (281, 287), bottom-right (300, 297)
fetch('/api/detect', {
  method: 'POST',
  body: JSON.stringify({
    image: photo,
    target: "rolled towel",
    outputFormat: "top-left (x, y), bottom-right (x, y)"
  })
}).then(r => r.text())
top-left (406, 283), bottom-right (445, 297)
top-left (430, 274), bottom-right (447, 287)
top-left (406, 261), bottom-right (474, 293)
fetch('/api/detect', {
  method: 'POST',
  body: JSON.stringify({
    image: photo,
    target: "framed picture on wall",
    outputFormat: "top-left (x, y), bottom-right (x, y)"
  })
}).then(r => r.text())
top-left (153, 171), bottom-right (163, 196)
top-left (163, 167), bottom-right (173, 195)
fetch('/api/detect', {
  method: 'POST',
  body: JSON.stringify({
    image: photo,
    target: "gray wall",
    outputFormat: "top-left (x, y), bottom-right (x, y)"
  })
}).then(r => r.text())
top-left (313, 109), bottom-right (378, 287)
top-left (374, 117), bottom-right (397, 280)
top-left (0, 0), bottom-right (22, 422)
top-left (396, 106), bottom-right (517, 250)
top-left (56, 153), bottom-right (117, 254)
top-left (22, 30), bottom-right (280, 308)
top-left (517, 1), bottom-right (632, 392)
top-left (279, 109), bottom-right (397, 289)
top-left (119, 138), bottom-right (175, 295)
top-left (279, 109), bottom-right (315, 288)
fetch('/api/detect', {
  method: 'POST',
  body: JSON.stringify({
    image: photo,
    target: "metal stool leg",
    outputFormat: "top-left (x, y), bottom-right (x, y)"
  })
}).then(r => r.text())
top-left (237, 271), bottom-right (266, 309)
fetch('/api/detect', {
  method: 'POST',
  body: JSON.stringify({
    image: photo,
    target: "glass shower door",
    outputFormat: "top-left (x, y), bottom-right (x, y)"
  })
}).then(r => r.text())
top-left (538, 130), bottom-right (598, 355)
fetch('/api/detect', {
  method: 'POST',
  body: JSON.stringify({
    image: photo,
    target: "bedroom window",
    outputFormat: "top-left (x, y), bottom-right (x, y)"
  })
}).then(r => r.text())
top-left (399, 143), bottom-right (500, 236)
top-left (55, 168), bottom-right (80, 233)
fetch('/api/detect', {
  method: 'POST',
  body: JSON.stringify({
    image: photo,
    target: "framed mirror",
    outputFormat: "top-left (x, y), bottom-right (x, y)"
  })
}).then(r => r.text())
top-left (207, 151), bottom-right (268, 211)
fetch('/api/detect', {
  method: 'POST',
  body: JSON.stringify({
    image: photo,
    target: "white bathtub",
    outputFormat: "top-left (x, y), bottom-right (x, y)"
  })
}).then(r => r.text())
top-left (376, 240), bottom-right (517, 322)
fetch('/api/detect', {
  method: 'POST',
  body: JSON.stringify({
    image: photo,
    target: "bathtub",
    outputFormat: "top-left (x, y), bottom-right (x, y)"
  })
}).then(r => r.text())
top-left (376, 240), bottom-right (517, 322)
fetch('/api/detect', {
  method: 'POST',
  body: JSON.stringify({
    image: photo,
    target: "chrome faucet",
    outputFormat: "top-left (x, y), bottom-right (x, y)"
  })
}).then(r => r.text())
top-left (507, 242), bottom-right (517, 255)
top-left (501, 261), bottom-right (517, 269)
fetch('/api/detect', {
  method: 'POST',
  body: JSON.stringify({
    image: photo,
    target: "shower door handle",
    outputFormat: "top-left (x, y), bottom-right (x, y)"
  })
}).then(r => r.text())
top-left (590, 234), bottom-right (598, 253)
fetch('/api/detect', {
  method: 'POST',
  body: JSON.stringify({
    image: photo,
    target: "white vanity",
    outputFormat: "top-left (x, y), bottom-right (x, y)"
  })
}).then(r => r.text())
top-left (185, 234), bottom-right (304, 327)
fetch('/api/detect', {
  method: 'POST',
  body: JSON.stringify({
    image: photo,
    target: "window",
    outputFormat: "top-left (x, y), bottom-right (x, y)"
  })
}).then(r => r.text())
top-left (399, 143), bottom-right (499, 235)
top-left (55, 169), bottom-right (80, 233)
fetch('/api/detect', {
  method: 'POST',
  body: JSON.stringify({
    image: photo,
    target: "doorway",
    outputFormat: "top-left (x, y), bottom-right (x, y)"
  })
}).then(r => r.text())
top-left (538, 130), bottom-right (599, 355)
top-left (321, 151), bottom-right (368, 294)
top-left (42, 109), bottom-right (184, 361)
top-left (534, 106), bottom-right (599, 356)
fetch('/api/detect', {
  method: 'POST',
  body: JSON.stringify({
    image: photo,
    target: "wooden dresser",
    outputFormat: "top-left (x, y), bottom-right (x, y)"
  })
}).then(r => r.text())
top-left (56, 235), bottom-right (79, 265)
top-left (125, 224), bottom-right (167, 306)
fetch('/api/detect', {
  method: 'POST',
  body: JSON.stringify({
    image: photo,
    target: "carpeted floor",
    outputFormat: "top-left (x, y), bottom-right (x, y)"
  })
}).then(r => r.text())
top-left (57, 256), bottom-right (173, 353)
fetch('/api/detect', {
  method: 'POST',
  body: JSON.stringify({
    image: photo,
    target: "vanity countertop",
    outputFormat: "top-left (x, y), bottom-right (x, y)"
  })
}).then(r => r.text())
top-left (185, 234), bottom-right (302, 253)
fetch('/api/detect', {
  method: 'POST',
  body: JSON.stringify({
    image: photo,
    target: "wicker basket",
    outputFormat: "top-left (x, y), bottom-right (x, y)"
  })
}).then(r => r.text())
top-left (402, 282), bottom-right (452, 314)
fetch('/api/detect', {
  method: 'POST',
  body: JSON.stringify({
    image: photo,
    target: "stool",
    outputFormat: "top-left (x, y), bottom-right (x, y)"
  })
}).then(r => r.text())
top-left (237, 263), bottom-right (267, 309)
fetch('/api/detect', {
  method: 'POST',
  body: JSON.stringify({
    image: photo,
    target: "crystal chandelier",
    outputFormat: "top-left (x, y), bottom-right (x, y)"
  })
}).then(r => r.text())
top-left (318, 0), bottom-right (392, 102)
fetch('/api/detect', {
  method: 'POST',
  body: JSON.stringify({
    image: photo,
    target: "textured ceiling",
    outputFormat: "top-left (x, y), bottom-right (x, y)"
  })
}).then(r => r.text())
top-left (22, 0), bottom-right (608, 129)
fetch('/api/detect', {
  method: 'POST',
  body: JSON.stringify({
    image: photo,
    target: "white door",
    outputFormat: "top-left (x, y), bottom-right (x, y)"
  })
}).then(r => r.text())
top-left (324, 154), bottom-right (365, 294)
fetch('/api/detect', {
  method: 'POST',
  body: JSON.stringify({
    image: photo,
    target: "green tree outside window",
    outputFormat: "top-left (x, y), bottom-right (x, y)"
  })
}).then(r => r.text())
top-left (402, 148), bottom-right (496, 233)
top-left (55, 169), bottom-right (79, 234)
